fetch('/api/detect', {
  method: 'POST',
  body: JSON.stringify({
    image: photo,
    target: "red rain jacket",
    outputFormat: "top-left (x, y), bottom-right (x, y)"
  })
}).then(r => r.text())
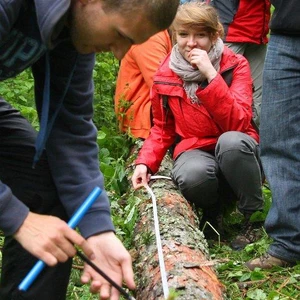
top-left (211, 0), bottom-right (271, 45)
top-left (135, 46), bottom-right (259, 174)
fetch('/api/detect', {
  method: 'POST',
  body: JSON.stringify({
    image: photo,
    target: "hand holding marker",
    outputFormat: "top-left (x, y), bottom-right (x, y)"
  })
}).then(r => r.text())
top-left (18, 187), bottom-right (102, 291)
top-left (18, 187), bottom-right (136, 299)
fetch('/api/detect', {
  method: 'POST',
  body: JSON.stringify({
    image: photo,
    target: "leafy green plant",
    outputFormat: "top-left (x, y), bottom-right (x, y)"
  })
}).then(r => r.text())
top-left (1, 52), bottom-right (299, 300)
top-left (0, 70), bottom-right (38, 129)
top-left (167, 288), bottom-right (182, 300)
top-left (93, 52), bottom-right (119, 129)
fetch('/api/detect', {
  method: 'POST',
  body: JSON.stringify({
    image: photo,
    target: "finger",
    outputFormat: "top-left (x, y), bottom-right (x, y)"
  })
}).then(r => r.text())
top-left (54, 237), bottom-right (77, 259)
top-left (133, 177), bottom-right (144, 189)
top-left (36, 251), bottom-right (58, 267)
top-left (122, 257), bottom-right (136, 290)
top-left (76, 239), bottom-right (95, 261)
top-left (111, 286), bottom-right (122, 300)
top-left (97, 282), bottom-right (112, 299)
top-left (46, 242), bottom-right (70, 263)
top-left (36, 243), bottom-right (68, 265)
top-left (48, 229), bottom-right (79, 260)
top-left (132, 181), bottom-right (138, 189)
top-left (108, 274), bottom-right (123, 300)
top-left (135, 183), bottom-right (144, 190)
top-left (142, 175), bottom-right (150, 185)
top-left (89, 280), bottom-right (101, 294)
top-left (34, 231), bottom-right (70, 263)
top-left (81, 264), bottom-right (92, 284)
top-left (65, 229), bottom-right (94, 260)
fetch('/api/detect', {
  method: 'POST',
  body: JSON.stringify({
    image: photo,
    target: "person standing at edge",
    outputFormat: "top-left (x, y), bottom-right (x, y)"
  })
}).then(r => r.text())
top-left (246, 0), bottom-right (300, 270)
top-left (115, 30), bottom-right (172, 139)
top-left (131, 2), bottom-right (264, 251)
top-left (209, 0), bottom-right (271, 127)
top-left (0, 0), bottom-right (180, 299)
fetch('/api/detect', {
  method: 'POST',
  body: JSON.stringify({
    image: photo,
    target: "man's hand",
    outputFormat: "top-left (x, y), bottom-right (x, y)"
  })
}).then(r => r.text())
top-left (81, 232), bottom-right (136, 300)
top-left (14, 212), bottom-right (94, 266)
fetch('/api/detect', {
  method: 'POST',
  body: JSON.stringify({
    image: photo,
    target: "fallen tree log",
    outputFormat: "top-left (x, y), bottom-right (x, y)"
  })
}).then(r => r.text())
top-left (126, 141), bottom-right (225, 300)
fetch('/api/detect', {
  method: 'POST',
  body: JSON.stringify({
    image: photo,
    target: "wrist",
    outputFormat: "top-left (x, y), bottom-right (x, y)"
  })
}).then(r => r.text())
top-left (207, 71), bottom-right (217, 83)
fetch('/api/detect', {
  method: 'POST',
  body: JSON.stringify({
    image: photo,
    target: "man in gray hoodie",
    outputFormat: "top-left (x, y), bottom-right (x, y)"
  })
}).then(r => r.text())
top-left (0, 0), bottom-right (180, 299)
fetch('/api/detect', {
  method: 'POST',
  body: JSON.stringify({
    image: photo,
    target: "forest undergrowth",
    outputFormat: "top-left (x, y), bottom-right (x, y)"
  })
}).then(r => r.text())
top-left (0, 53), bottom-right (299, 300)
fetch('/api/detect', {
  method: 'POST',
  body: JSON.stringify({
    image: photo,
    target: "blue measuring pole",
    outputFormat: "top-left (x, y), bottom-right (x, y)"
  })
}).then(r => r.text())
top-left (18, 186), bottom-right (102, 291)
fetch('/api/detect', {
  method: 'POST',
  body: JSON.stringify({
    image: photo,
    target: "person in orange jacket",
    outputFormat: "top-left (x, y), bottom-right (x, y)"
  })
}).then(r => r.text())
top-left (115, 30), bottom-right (172, 139)
top-left (132, 2), bottom-right (264, 250)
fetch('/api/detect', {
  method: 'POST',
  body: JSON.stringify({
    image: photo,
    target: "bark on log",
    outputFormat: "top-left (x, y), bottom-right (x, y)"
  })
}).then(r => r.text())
top-left (127, 141), bottom-right (225, 300)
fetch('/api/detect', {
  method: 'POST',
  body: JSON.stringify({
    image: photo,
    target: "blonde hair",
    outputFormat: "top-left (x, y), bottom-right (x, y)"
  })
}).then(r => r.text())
top-left (170, 2), bottom-right (224, 43)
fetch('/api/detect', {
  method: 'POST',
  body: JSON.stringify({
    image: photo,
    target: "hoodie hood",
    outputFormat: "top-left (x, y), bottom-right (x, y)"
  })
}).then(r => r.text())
top-left (0, 0), bottom-right (71, 80)
top-left (0, 0), bottom-right (70, 49)
top-left (0, 0), bottom-right (115, 239)
top-left (0, 0), bottom-right (76, 163)
top-left (34, 0), bottom-right (71, 48)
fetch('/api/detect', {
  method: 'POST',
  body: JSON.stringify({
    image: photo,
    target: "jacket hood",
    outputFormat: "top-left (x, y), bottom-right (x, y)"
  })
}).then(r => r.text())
top-left (34, 0), bottom-right (70, 48)
top-left (0, 0), bottom-right (69, 48)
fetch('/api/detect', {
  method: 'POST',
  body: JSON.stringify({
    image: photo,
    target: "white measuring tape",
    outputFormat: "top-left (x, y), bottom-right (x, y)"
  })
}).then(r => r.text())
top-left (144, 175), bottom-right (172, 300)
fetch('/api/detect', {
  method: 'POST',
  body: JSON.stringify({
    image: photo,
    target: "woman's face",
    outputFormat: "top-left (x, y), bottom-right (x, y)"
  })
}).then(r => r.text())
top-left (176, 26), bottom-right (215, 61)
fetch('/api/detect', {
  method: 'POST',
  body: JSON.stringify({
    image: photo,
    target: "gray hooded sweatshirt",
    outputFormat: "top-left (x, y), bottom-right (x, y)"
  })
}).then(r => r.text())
top-left (0, 0), bottom-right (114, 237)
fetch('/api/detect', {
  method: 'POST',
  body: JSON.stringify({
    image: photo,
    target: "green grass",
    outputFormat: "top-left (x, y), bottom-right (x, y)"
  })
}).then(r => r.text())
top-left (210, 238), bottom-right (300, 300)
top-left (66, 183), bottom-right (300, 300)
top-left (206, 185), bottom-right (300, 300)
top-left (1, 187), bottom-right (299, 299)
top-left (1, 52), bottom-right (299, 300)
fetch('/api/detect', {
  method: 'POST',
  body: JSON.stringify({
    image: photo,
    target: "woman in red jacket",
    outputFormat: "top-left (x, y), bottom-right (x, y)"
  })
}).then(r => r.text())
top-left (132, 2), bottom-right (264, 249)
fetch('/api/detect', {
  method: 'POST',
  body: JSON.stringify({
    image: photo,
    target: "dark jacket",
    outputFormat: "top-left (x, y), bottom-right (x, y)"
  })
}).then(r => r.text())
top-left (0, 0), bottom-right (114, 237)
top-left (270, 0), bottom-right (300, 35)
top-left (136, 47), bottom-right (259, 174)
top-left (211, 0), bottom-right (271, 44)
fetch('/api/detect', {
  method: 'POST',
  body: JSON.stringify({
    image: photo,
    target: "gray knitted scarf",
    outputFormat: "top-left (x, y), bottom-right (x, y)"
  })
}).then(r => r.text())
top-left (169, 37), bottom-right (224, 104)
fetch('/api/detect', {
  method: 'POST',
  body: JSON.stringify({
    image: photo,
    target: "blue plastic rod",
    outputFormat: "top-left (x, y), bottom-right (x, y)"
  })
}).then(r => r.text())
top-left (18, 186), bottom-right (102, 291)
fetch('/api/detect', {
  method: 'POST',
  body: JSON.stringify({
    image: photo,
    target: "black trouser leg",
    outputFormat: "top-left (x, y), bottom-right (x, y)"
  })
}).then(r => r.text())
top-left (0, 98), bottom-right (72, 300)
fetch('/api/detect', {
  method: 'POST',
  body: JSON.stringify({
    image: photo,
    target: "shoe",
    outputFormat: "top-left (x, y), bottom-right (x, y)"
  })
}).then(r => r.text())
top-left (231, 217), bottom-right (263, 250)
top-left (245, 253), bottom-right (293, 270)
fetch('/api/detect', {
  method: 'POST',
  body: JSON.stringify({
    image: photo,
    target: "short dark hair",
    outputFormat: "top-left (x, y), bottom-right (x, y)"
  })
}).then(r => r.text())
top-left (102, 0), bottom-right (180, 31)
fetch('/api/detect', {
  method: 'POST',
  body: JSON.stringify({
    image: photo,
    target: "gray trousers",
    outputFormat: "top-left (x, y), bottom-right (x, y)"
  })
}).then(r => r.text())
top-left (171, 131), bottom-right (264, 215)
top-left (226, 42), bottom-right (267, 127)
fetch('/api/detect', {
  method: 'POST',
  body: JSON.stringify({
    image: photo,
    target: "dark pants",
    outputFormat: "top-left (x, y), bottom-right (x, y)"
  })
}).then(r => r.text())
top-left (0, 98), bottom-right (72, 299)
top-left (171, 131), bottom-right (264, 215)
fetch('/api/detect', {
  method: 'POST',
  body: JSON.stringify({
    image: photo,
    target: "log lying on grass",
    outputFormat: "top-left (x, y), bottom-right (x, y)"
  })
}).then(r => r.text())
top-left (127, 142), bottom-right (225, 300)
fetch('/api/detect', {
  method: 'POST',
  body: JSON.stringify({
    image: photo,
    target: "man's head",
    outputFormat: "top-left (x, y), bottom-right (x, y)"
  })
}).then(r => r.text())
top-left (101, 0), bottom-right (180, 32)
top-left (69, 0), bottom-right (180, 59)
